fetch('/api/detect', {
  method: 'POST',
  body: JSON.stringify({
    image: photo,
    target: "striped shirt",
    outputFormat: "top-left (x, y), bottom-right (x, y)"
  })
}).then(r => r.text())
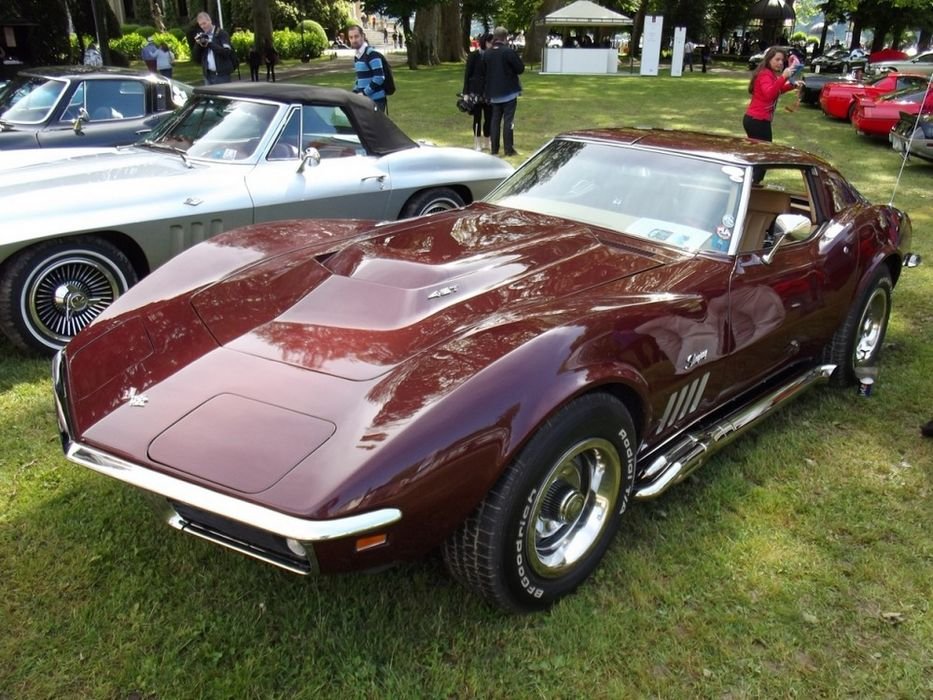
top-left (353, 45), bottom-right (387, 102)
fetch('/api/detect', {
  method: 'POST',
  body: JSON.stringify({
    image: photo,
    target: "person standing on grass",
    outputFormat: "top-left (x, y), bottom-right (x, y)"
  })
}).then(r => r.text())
top-left (140, 36), bottom-right (159, 73)
top-left (463, 33), bottom-right (493, 151)
top-left (192, 12), bottom-right (235, 85)
top-left (155, 42), bottom-right (174, 79)
top-left (348, 24), bottom-right (388, 113)
top-left (482, 26), bottom-right (524, 157)
top-left (743, 46), bottom-right (796, 142)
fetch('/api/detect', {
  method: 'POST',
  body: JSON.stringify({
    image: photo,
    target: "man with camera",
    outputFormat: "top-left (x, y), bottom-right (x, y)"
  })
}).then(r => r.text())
top-left (193, 11), bottom-right (234, 84)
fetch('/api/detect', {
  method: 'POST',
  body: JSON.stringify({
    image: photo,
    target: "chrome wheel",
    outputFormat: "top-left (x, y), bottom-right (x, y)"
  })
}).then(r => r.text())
top-left (853, 285), bottom-right (889, 367)
top-left (526, 437), bottom-right (622, 579)
top-left (418, 195), bottom-right (463, 215)
top-left (2, 240), bottom-right (138, 353)
top-left (400, 187), bottom-right (466, 218)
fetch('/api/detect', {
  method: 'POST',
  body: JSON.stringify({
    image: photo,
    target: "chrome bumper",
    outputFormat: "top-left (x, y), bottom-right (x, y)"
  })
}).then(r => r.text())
top-left (51, 351), bottom-right (402, 575)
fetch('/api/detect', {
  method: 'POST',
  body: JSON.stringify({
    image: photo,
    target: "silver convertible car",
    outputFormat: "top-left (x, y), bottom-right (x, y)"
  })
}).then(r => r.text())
top-left (0, 83), bottom-right (513, 353)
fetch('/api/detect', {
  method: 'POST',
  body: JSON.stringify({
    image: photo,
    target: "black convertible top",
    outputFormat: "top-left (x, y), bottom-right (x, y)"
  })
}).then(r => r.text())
top-left (195, 82), bottom-right (417, 156)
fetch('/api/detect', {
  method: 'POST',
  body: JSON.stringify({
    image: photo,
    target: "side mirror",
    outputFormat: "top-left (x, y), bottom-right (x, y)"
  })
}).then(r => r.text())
top-left (72, 107), bottom-right (90, 134)
top-left (297, 146), bottom-right (321, 173)
top-left (763, 214), bottom-right (811, 265)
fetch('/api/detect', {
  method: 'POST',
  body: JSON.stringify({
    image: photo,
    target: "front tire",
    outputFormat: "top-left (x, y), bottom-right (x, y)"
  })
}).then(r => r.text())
top-left (399, 187), bottom-right (465, 218)
top-left (823, 267), bottom-right (892, 386)
top-left (443, 393), bottom-right (636, 612)
top-left (0, 237), bottom-right (137, 354)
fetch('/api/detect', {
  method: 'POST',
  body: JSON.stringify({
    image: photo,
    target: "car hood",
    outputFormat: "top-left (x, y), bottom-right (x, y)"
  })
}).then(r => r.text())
top-left (0, 144), bottom-right (118, 170)
top-left (0, 147), bottom-right (241, 240)
top-left (192, 205), bottom-right (670, 381)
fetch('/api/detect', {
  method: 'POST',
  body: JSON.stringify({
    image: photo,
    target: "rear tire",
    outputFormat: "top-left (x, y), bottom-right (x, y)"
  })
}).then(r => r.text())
top-left (399, 187), bottom-right (465, 218)
top-left (822, 267), bottom-right (892, 386)
top-left (0, 237), bottom-right (137, 354)
top-left (442, 393), bottom-right (636, 612)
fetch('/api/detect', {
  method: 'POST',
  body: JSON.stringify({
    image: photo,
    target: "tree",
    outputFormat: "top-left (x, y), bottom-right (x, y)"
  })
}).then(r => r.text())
top-left (438, 1), bottom-right (464, 62)
top-left (252, 0), bottom-right (275, 56)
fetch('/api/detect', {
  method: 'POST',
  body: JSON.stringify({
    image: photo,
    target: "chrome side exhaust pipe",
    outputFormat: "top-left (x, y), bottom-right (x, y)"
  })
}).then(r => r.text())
top-left (634, 364), bottom-right (836, 500)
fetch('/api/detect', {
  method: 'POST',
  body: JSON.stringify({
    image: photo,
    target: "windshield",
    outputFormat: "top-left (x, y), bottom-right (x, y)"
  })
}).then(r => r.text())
top-left (148, 95), bottom-right (280, 161)
top-left (0, 77), bottom-right (67, 124)
top-left (486, 139), bottom-right (745, 253)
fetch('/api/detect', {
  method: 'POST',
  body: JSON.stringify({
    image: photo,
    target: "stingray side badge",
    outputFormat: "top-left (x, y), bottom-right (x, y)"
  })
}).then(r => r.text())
top-left (122, 387), bottom-right (149, 408)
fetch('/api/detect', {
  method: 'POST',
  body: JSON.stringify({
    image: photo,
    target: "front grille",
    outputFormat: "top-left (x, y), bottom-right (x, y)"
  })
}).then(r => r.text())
top-left (169, 501), bottom-right (314, 574)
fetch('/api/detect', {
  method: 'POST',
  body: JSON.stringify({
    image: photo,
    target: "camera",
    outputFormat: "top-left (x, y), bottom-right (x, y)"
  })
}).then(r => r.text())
top-left (196, 32), bottom-right (210, 47)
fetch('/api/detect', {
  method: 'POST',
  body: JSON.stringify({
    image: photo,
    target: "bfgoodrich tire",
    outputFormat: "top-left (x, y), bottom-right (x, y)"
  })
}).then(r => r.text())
top-left (0, 237), bottom-right (137, 354)
top-left (823, 267), bottom-right (892, 386)
top-left (399, 187), bottom-right (465, 218)
top-left (442, 393), bottom-right (636, 612)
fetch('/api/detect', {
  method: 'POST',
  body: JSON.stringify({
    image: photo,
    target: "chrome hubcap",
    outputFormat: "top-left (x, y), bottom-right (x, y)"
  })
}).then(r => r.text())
top-left (421, 197), bottom-right (461, 215)
top-left (854, 287), bottom-right (888, 366)
top-left (25, 254), bottom-right (124, 344)
top-left (54, 283), bottom-right (91, 314)
top-left (527, 438), bottom-right (622, 578)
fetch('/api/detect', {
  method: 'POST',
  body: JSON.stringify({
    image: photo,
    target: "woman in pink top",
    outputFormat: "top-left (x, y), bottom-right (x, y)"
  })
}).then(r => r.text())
top-left (743, 47), bottom-right (797, 141)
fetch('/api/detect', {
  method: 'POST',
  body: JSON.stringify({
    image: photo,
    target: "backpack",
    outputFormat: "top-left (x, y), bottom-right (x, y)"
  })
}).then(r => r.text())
top-left (366, 49), bottom-right (396, 95)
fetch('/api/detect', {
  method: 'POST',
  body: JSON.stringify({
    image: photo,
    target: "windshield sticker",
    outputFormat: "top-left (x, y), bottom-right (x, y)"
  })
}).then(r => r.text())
top-left (722, 165), bottom-right (745, 182)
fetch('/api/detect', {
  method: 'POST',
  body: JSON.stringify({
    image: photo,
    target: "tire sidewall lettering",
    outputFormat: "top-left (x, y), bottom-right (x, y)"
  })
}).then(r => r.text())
top-left (513, 487), bottom-right (544, 598)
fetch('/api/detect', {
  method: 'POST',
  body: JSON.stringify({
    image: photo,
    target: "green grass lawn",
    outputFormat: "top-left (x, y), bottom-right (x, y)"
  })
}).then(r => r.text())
top-left (1, 63), bottom-right (931, 698)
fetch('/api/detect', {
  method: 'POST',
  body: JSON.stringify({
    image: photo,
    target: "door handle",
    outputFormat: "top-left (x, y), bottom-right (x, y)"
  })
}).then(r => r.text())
top-left (361, 175), bottom-right (387, 189)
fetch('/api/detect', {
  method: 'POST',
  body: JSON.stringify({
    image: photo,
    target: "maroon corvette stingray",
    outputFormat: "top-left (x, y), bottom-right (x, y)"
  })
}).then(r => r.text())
top-left (53, 128), bottom-right (920, 612)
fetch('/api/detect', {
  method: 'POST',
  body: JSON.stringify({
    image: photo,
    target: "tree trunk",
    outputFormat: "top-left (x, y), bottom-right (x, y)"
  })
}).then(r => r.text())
top-left (439, 1), bottom-right (464, 63)
top-left (252, 0), bottom-right (274, 54)
top-left (410, 4), bottom-right (440, 67)
top-left (523, 0), bottom-right (563, 65)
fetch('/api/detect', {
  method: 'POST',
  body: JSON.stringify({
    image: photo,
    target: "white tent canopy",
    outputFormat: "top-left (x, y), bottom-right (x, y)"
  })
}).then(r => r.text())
top-left (544, 0), bottom-right (633, 26)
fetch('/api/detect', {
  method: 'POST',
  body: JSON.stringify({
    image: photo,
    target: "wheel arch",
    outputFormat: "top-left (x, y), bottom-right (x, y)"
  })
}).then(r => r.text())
top-left (92, 230), bottom-right (151, 279)
top-left (0, 230), bottom-right (151, 281)
top-left (399, 183), bottom-right (474, 213)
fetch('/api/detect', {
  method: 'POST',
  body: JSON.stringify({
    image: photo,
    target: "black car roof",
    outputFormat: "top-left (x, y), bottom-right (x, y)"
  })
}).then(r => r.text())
top-left (20, 65), bottom-right (172, 81)
top-left (195, 82), bottom-right (417, 156)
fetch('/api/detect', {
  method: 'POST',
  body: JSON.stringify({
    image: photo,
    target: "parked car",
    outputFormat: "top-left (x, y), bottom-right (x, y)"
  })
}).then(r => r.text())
top-left (810, 47), bottom-right (868, 74)
top-left (820, 72), bottom-right (929, 120)
top-left (799, 71), bottom-right (849, 105)
top-left (867, 50), bottom-right (933, 77)
top-left (890, 111), bottom-right (933, 162)
top-left (852, 85), bottom-right (933, 136)
top-left (53, 128), bottom-right (919, 612)
top-left (0, 65), bottom-right (191, 149)
top-left (747, 46), bottom-right (804, 71)
top-left (0, 83), bottom-right (513, 354)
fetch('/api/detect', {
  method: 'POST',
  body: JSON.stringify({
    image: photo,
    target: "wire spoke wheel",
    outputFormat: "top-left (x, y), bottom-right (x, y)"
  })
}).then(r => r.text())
top-left (27, 254), bottom-right (122, 343)
top-left (1, 238), bottom-right (137, 353)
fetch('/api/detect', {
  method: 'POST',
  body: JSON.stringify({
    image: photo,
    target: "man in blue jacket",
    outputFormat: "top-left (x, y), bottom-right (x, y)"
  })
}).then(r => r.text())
top-left (348, 24), bottom-right (388, 112)
top-left (482, 26), bottom-right (524, 157)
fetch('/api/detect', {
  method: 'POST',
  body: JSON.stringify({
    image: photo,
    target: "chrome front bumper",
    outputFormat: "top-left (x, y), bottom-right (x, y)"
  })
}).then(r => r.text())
top-left (51, 351), bottom-right (402, 575)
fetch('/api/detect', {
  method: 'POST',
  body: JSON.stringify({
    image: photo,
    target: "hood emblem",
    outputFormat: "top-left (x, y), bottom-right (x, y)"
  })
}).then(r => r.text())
top-left (428, 285), bottom-right (458, 300)
top-left (122, 387), bottom-right (149, 407)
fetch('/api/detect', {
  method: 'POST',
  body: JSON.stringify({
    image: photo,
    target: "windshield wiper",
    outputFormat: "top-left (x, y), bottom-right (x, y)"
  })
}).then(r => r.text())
top-left (138, 139), bottom-right (192, 168)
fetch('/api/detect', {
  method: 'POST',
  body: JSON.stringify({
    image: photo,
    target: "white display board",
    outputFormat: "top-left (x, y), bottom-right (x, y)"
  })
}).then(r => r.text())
top-left (671, 26), bottom-right (686, 77)
top-left (640, 15), bottom-right (663, 76)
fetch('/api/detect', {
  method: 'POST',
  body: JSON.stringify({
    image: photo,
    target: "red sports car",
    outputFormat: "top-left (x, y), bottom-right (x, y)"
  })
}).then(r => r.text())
top-left (820, 72), bottom-right (929, 120)
top-left (852, 86), bottom-right (933, 136)
top-left (53, 129), bottom-right (920, 612)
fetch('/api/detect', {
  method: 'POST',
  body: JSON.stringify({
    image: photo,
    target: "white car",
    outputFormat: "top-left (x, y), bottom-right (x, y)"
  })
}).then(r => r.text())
top-left (868, 50), bottom-right (933, 76)
top-left (0, 83), bottom-right (513, 353)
